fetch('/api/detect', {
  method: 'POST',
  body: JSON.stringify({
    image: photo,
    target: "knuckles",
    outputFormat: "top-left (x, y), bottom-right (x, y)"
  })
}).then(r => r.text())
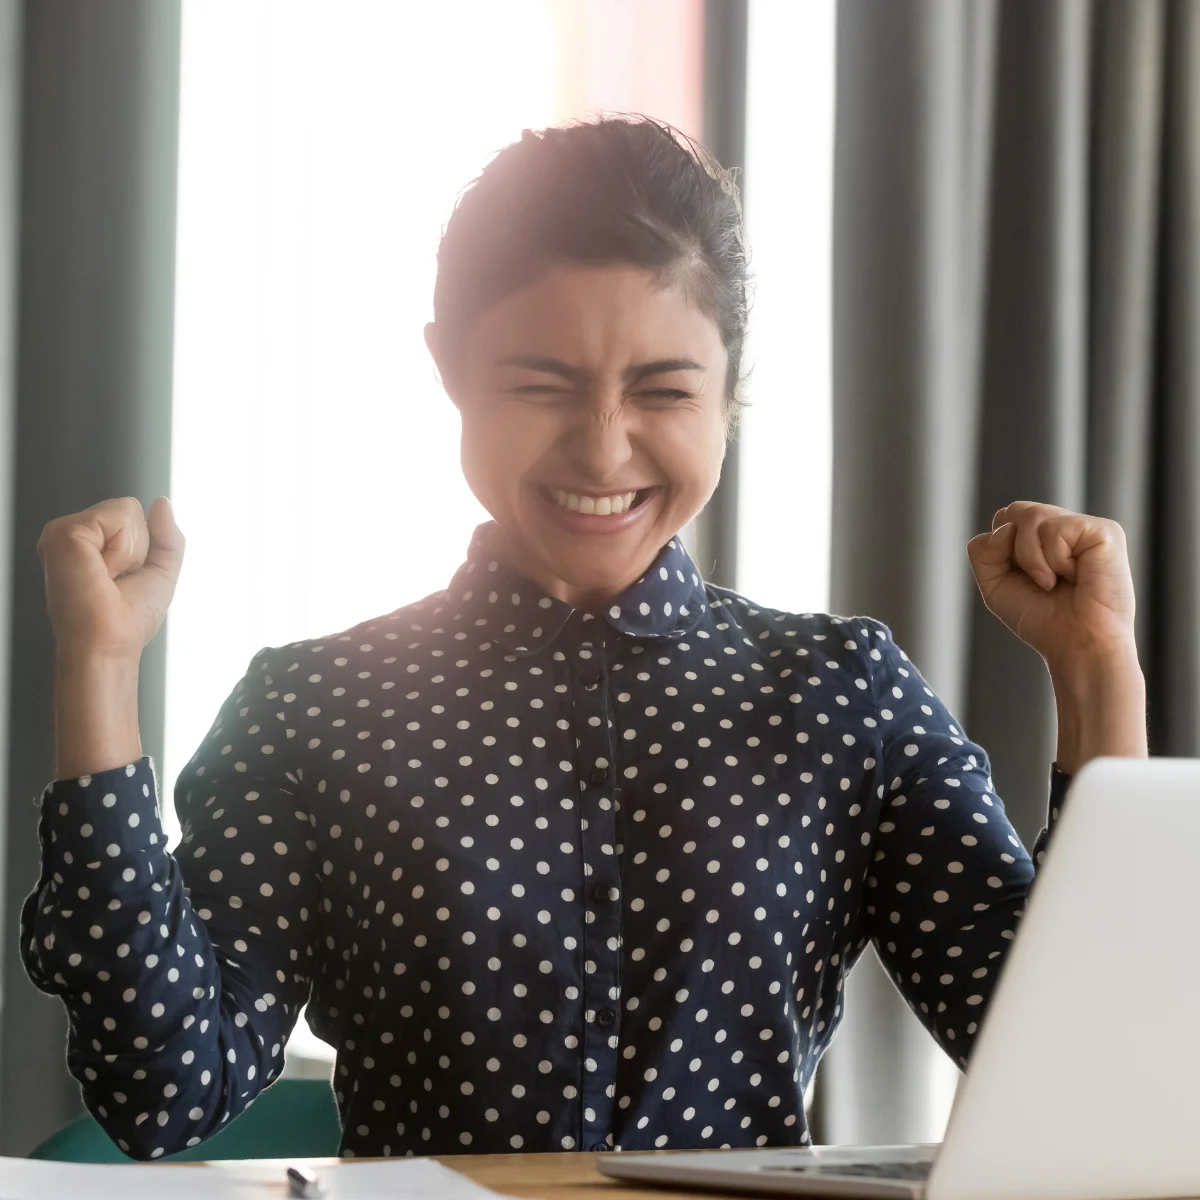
top-left (991, 502), bottom-right (1127, 543)
top-left (36, 496), bottom-right (145, 561)
top-left (972, 505), bottom-right (1131, 578)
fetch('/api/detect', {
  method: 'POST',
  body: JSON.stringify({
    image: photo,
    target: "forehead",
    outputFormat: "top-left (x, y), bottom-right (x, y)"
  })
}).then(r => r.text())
top-left (464, 263), bottom-right (725, 372)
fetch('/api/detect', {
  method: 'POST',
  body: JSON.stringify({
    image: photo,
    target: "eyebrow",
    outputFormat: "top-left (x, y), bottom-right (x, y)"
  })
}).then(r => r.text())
top-left (494, 355), bottom-right (706, 384)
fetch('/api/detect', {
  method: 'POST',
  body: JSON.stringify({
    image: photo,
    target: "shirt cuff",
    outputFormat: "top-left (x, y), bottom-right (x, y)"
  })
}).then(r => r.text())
top-left (1048, 763), bottom-right (1073, 826)
top-left (1030, 764), bottom-right (1074, 866)
top-left (41, 757), bottom-right (166, 864)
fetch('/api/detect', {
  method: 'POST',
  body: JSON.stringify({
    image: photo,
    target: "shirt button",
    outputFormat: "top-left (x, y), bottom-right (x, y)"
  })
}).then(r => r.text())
top-left (591, 1142), bottom-right (610, 1152)
top-left (581, 671), bottom-right (602, 690)
top-left (592, 884), bottom-right (609, 903)
top-left (596, 1007), bottom-right (616, 1028)
top-left (589, 766), bottom-right (609, 785)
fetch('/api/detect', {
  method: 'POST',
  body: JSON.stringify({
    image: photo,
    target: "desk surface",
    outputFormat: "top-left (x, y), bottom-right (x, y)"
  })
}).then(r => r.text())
top-left (435, 1151), bottom-right (703, 1200)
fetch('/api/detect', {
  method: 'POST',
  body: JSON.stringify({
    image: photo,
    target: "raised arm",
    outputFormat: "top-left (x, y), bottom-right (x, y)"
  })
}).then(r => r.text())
top-left (862, 625), bottom-right (1039, 1066)
top-left (20, 498), bottom-right (318, 1158)
top-left (866, 502), bottom-right (1146, 1067)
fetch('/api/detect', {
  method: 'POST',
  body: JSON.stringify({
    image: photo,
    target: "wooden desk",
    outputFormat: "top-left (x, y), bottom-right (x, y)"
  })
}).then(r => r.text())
top-left (436, 1151), bottom-right (706, 1200)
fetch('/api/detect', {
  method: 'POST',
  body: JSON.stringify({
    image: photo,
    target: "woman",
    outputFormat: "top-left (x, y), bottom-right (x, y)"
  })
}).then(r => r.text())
top-left (25, 118), bottom-right (1146, 1160)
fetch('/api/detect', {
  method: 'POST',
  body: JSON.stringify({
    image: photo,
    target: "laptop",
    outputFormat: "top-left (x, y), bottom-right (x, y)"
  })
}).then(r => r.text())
top-left (599, 757), bottom-right (1200, 1200)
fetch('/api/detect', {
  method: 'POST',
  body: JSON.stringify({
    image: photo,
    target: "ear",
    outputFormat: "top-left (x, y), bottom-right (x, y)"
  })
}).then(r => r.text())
top-left (425, 322), bottom-right (462, 409)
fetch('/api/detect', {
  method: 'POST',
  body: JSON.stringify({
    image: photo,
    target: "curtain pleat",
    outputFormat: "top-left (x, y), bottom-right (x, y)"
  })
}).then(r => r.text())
top-left (824, 0), bottom-right (1200, 1143)
top-left (0, 0), bottom-right (181, 1153)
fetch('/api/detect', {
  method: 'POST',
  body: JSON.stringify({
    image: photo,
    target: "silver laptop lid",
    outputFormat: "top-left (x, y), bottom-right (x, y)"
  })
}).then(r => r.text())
top-left (929, 757), bottom-right (1200, 1200)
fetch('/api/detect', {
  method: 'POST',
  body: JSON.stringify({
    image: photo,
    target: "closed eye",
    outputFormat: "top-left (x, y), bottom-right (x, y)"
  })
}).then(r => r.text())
top-left (636, 389), bottom-right (694, 402)
top-left (507, 385), bottom-right (695, 402)
top-left (509, 385), bottom-right (572, 398)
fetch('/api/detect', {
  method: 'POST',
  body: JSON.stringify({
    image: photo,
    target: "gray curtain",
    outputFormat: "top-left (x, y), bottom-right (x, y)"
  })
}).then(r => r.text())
top-left (695, 0), bottom-right (748, 587)
top-left (0, 0), bottom-right (181, 1154)
top-left (821, 0), bottom-right (1199, 1143)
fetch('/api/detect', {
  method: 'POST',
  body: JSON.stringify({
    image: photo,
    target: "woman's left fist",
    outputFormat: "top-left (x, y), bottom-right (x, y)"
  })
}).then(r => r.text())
top-left (966, 502), bottom-right (1137, 670)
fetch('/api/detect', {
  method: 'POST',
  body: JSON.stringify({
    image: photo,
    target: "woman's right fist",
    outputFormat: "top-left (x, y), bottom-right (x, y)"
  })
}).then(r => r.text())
top-left (37, 496), bottom-right (185, 660)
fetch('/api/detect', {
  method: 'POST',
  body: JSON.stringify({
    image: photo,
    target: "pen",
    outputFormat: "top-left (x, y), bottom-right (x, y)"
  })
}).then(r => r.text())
top-left (286, 1162), bottom-right (327, 1198)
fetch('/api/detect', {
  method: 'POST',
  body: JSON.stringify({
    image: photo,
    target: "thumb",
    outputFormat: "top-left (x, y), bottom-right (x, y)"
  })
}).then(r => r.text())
top-left (966, 522), bottom-right (1018, 596)
top-left (144, 496), bottom-right (186, 583)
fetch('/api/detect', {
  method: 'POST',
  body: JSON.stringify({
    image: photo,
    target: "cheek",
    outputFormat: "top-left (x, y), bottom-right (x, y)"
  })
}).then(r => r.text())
top-left (651, 413), bottom-right (727, 498)
top-left (459, 401), bottom-right (557, 501)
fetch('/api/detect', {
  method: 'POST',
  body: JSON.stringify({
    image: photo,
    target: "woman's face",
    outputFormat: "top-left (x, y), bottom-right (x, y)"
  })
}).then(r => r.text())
top-left (434, 264), bottom-right (729, 606)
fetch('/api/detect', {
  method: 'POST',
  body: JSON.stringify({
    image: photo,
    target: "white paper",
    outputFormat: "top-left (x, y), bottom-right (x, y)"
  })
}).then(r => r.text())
top-left (0, 1154), bottom-right (523, 1200)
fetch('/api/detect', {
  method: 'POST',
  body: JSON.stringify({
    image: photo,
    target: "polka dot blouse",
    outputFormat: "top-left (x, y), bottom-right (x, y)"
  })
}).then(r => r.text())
top-left (22, 522), bottom-right (1067, 1160)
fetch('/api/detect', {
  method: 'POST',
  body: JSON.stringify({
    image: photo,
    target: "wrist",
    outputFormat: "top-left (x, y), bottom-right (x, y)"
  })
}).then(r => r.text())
top-left (1046, 640), bottom-right (1147, 774)
top-left (1044, 636), bottom-right (1143, 701)
top-left (53, 653), bottom-right (142, 780)
top-left (55, 641), bottom-right (143, 671)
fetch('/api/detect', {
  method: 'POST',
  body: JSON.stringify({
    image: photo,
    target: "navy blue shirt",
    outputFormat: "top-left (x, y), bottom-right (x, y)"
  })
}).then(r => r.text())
top-left (22, 523), bottom-right (1064, 1159)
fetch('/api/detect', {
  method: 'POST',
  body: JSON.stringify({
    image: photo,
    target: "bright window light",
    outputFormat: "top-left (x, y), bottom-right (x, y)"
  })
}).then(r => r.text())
top-left (169, 0), bottom-right (702, 1065)
top-left (167, 1), bottom-right (558, 829)
top-left (737, 0), bottom-right (835, 614)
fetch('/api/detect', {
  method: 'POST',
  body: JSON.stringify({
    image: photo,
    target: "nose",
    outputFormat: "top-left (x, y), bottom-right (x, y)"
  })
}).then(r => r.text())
top-left (560, 404), bottom-right (635, 483)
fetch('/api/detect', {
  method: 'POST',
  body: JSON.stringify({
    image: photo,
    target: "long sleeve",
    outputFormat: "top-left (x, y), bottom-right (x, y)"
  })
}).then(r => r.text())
top-left (14, 524), bottom-right (1095, 1157)
top-left (20, 647), bottom-right (319, 1159)
top-left (860, 622), bottom-right (1065, 1068)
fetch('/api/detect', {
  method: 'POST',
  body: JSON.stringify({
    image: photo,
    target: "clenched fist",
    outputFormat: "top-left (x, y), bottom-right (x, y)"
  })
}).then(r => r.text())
top-left (966, 501), bottom-right (1136, 670)
top-left (38, 496), bottom-right (185, 661)
top-left (967, 501), bottom-right (1146, 772)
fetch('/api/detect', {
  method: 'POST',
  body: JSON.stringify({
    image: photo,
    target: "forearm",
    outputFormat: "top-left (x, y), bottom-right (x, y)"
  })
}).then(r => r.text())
top-left (24, 786), bottom-right (211, 1053)
top-left (31, 644), bottom-right (319, 1158)
top-left (54, 652), bottom-right (142, 779)
top-left (21, 761), bottom-right (290, 1158)
top-left (867, 747), bottom-right (1035, 1071)
top-left (1047, 642), bottom-right (1147, 774)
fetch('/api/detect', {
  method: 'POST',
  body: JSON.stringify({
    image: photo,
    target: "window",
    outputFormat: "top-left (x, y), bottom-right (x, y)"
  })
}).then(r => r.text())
top-left (169, 0), bottom-right (705, 1066)
top-left (737, 0), bottom-right (835, 614)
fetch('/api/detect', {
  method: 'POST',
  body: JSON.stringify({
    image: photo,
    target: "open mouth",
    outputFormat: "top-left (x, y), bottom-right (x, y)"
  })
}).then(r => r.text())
top-left (539, 486), bottom-right (655, 517)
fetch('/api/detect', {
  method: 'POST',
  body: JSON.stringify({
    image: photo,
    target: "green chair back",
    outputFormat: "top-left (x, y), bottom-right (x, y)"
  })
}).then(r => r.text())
top-left (29, 1078), bottom-right (341, 1162)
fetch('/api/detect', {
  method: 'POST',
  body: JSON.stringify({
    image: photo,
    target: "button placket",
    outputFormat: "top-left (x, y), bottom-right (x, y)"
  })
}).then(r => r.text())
top-left (572, 634), bottom-right (621, 1147)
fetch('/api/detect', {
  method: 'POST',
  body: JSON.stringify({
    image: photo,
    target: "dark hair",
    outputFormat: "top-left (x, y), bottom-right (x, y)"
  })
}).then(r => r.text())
top-left (432, 116), bottom-right (750, 416)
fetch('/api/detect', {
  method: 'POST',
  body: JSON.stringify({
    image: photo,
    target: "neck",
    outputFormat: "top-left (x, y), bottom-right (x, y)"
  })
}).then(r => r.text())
top-left (488, 526), bottom-right (658, 611)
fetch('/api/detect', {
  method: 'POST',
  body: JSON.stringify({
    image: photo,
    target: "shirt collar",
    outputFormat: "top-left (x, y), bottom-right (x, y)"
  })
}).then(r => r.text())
top-left (444, 522), bottom-right (709, 656)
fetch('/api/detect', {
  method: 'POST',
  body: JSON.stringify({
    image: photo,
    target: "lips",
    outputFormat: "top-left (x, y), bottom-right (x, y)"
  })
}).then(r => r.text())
top-left (534, 484), bottom-right (659, 532)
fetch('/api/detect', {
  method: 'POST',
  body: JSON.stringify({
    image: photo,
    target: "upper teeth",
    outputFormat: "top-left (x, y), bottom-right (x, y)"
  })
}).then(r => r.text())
top-left (553, 489), bottom-right (638, 516)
